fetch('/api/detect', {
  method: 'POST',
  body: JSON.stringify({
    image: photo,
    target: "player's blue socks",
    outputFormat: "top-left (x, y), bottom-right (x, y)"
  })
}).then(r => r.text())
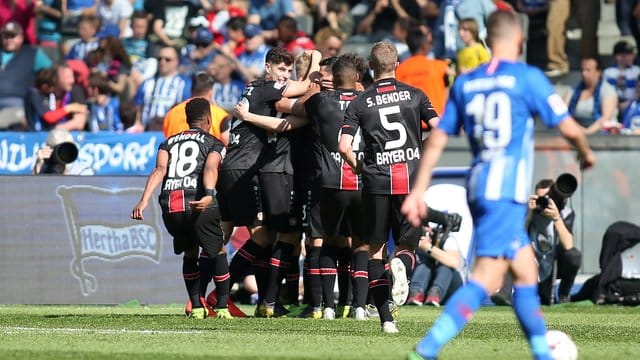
top-left (415, 280), bottom-right (486, 358)
top-left (513, 285), bottom-right (552, 360)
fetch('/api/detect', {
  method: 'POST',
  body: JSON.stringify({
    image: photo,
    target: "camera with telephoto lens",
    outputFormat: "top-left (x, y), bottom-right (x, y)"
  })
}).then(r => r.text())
top-left (422, 208), bottom-right (462, 266)
top-left (422, 207), bottom-right (462, 232)
top-left (39, 142), bottom-right (79, 174)
top-left (535, 173), bottom-right (578, 211)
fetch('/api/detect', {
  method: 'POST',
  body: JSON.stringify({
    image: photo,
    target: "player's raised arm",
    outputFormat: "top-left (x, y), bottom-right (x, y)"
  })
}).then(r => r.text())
top-left (131, 149), bottom-right (169, 220)
top-left (282, 50), bottom-right (322, 97)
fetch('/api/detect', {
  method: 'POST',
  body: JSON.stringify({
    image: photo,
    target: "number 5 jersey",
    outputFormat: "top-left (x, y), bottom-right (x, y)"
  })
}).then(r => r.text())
top-left (342, 78), bottom-right (439, 195)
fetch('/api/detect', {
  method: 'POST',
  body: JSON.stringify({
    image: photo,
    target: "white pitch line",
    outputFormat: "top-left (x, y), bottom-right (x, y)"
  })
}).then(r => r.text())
top-left (0, 326), bottom-right (205, 335)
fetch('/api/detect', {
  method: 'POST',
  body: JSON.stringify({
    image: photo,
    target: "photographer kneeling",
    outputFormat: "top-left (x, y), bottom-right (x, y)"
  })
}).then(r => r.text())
top-left (527, 176), bottom-right (582, 304)
top-left (406, 184), bottom-right (471, 307)
top-left (492, 175), bottom-right (582, 305)
top-left (406, 220), bottom-right (465, 307)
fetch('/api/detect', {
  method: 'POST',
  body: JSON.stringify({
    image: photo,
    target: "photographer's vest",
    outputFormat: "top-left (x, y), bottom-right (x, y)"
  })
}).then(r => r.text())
top-left (529, 207), bottom-right (574, 281)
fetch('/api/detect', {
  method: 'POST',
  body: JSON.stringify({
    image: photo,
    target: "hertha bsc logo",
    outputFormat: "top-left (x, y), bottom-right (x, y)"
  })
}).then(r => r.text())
top-left (57, 186), bottom-right (163, 296)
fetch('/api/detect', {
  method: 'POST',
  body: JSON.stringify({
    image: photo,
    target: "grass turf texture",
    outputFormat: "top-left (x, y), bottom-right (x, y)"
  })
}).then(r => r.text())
top-left (0, 304), bottom-right (638, 359)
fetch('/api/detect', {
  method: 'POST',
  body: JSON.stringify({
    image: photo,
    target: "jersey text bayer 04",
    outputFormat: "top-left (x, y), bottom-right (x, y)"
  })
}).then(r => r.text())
top-left (158, 127), bottom-right (226, 213)
top-left (222, 78), bottom-right (287, 171)
top-left (305, 89), bottom-right (362, 190)
top-left (342, 78), bottom-right (438, 195)
top-left (439, 59), bottom-right (569, 203)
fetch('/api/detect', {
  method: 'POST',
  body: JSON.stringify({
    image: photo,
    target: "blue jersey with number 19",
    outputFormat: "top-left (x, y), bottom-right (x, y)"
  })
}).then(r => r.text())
top-left (439, 59), bottom-right (570, 203)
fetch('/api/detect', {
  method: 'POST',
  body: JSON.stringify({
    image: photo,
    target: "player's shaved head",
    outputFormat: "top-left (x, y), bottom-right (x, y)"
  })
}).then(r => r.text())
top-left (332, 56), bottom-right (358, 88)
top-left (486, 10), bottom-right (521, 47)
top-left (185, 97), bottom-right (211, 127)
top-left (370, 42), bottom-right (397, 77)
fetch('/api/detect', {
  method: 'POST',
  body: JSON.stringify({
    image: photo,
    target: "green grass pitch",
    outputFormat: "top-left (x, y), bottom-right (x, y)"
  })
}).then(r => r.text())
top-left (0, 303), bottom-right (639, 359)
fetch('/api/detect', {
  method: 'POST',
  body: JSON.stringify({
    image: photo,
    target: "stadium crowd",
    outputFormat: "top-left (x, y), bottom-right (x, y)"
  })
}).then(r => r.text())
top-left (0, 0), bottom-right (639, 134)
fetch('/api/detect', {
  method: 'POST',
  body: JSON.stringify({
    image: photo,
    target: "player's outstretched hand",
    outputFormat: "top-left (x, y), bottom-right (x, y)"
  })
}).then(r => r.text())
top-left (189, 196), bottom-right (213, 212)
top-left (401, 191), bottom-right (427, 227)
top-left (131, 201), bottom-right (147, 221)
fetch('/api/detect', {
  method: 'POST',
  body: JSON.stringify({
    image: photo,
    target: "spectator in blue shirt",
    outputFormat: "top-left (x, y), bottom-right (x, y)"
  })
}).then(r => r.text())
top-left (65, 15), bottom-right (100, 61)
top-left (620, 75), bottom-right (640, 135)
top-left (248, 0), bottom-right (294, 32)
top-left (229, 24), bottom-right (270, 82)
top-left (180, 27), bottom-right (218, 76)
top-left (124, 11), bottom-right (158, 92)
top-left (208, 53), bottom-right (245, 113)
top-left (87, 73), bottom-right (124, 131)
top-left (134, 46), bottom-right (191, 129)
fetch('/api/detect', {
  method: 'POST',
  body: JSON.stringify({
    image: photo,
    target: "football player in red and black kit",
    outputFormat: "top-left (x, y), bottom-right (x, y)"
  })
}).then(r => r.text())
top-left (339, 42), bottom-right (440, 333)
top-left (217, 47), bottom-right (319, 316)
top-left (131, 98), bottom-right (230, 319)
top-left (234, 53), bottom-right (367, 319)
top-left (255, 49), bottom-right (321, 317)
top-left (303, 56), bottom-right (368, 320)
top-left (234, 54), bottom-right (370, 319)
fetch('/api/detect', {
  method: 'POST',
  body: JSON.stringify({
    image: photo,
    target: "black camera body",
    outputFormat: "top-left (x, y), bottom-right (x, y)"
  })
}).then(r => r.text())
top-left (535, 195), bottom-right (550, 211)
top-left (535, 173), bottom-right (577, 211)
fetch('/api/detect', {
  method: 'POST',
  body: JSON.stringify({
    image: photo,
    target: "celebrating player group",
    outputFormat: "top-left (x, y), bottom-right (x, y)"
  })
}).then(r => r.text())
top-left (132, 9), bottom-right (596, 360)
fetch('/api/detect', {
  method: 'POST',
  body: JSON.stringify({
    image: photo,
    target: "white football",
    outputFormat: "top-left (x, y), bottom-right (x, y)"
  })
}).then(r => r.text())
top-left (546, 330), bottom-right (578, 360)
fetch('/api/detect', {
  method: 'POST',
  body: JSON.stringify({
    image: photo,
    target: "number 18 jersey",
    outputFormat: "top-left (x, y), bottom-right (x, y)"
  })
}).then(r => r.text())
top-left (342, 78), bottom-right (438, 195)
top-left (159, 127), bottom-right (226, 213)
top-left (439, 60), bottom-right (570, 203)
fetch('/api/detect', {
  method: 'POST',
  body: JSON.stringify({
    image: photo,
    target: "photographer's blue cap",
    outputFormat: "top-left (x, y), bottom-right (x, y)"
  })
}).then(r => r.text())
top-left (244, 24), bottom-right (263, 38)
top-left (195, 27), bottom-right (213, 44)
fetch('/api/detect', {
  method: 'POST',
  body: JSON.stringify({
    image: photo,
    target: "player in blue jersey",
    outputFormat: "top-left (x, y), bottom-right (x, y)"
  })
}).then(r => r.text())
top-left (402, 10), bottom-right (595, 360)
